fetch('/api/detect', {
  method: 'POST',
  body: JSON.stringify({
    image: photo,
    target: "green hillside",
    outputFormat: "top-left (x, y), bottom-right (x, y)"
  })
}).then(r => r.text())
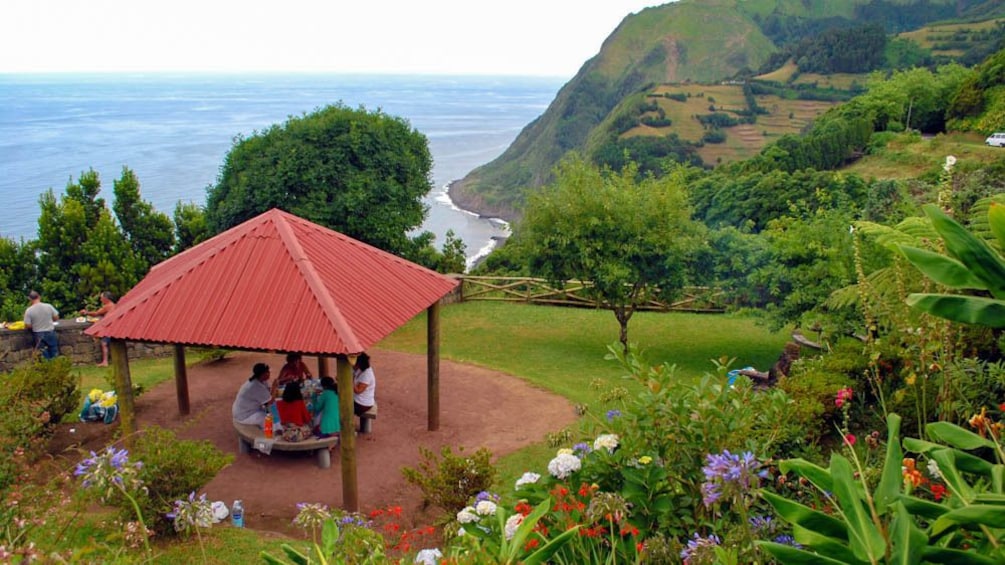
top-left (449, 0), bottom-right (1004, 221)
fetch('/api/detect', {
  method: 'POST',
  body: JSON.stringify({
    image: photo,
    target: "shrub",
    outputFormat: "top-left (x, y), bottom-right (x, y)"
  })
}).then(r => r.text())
top-left (402, 445), bottom-right (496, 516)
top-left (702, 129), bottom-right (727, 144)
top-left (123, 426), bottom-right (233, 537)
top-left (3, 356), bottom-right (78, 426)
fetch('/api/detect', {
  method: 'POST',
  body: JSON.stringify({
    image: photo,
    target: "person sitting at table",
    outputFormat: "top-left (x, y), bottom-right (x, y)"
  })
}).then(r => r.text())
top-left (232, 363), bottom-right (273, 427)
top-left (311, 376), bottom-right (340, 438)
top-left (273, 353), bottom-right (312, 395)
top-left (276, 381), bottom-right (312, 428)
top-left (352, 352), bottom-right (376, 417)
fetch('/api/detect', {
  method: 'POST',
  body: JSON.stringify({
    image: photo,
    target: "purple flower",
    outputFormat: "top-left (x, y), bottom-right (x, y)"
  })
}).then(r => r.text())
top-left (774, 534), bottom-right (803, 548)
top-left (700, 449), bottom-right (765, 508)
top-left (681, 532), bottom-right (721, 563)
top-left (606, 409), bottom-right (622, 421)
top-left (700, 481), bottom-right (721, 506)
top-left (572, 442), bottom-right (592, 456)
top-left (109, 448), bottom-right (130, 469)
top-left (475, 491), bottom-right (499, 503)
top-left (749, 515), bottom-right (774, 535)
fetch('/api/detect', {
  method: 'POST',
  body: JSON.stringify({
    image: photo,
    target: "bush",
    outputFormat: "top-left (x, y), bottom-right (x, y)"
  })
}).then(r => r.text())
top-left (125, 426), bottom-right (233, 537)
top-left (2, 356), bottom-right (78, 426)
top-left (402, 445), bottom-right (496, 516)
top-left (702, 129), bottom-right (727, 144)
top-left (0, 357), bottom-right (78, 490)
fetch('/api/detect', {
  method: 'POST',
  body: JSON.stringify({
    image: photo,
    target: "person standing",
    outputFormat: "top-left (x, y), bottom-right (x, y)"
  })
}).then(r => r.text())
top-left (24, 290), bottom-right (60, 360)
top-left (352, 352), bottom-right (376, 416)
top-left (80, 291), bottom-right (117, 367)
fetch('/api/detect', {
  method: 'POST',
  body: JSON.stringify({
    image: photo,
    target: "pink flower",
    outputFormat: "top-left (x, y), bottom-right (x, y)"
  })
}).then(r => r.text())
top-left (844, 433), bottom-right (857, 446)
top-left (835, 398), bottom-right (844, 408)
top-left (835, 387), bottom-right (853, 408)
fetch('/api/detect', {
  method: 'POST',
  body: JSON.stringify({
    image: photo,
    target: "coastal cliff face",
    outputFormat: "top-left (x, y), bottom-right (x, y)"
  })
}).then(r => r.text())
top-left (450, 0), bottom-right (984, 220)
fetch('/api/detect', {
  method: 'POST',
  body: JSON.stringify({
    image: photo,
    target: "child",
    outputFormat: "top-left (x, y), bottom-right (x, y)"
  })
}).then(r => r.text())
top-left (312, 376), bottom-right (340, 438)
top-left (276, 381), bottom-right (312, 427)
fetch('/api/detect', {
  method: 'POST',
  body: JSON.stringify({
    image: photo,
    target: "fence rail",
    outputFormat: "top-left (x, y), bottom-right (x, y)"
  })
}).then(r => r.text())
top-left (457, 276), bottom-right (725, 313)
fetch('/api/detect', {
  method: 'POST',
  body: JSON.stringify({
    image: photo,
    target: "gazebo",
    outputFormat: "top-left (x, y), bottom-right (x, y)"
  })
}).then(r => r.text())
top-left (86, 208), bottom-right (459, 510)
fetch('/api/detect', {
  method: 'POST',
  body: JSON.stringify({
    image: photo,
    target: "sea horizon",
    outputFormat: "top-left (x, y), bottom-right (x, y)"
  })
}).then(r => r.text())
top-left (0, 72), bottom-right (564, 268)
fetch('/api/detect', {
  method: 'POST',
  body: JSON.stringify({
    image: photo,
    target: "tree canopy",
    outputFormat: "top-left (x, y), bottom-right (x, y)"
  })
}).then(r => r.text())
top-left (204, 103), bottom-right (442, 263)
top-left (516, 155), bottom-right (706, 349)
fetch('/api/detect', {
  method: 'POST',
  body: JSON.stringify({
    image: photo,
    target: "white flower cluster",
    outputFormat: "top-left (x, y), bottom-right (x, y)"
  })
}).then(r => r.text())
top-left (515, 472), bottom-right (541, 489)
top-left (927, 459), bottom-right (941, 479)
top-left (944, 155), bottom-right (957, 172)
top-left (414, 548), bottom-right (443, 565)
top-left (594, 433), bottom-right (620, 453)
top-left (475, 500), bottom-right (498, 516)
top-left (504, 514), bottom-right (524, 540)
top-left (548, 452), bottom-right (581, 479)
top-left (456, 506), bottom-right (479, 524)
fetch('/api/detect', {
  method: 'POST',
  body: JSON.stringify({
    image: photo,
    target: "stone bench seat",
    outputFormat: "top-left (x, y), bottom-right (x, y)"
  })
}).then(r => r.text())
top-left (359, 403), bottom-right (377, 434)
top-left (234, 422), bottom-right (339, 468)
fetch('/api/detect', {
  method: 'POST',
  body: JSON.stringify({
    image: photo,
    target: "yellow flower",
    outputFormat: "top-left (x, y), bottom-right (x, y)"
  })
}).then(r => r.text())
top-left (905, 373), bottom-right (917, 386)
top-left (557, 448), bottom-right (573, 456)
top-left (639, 456), bottom-right (653, 465)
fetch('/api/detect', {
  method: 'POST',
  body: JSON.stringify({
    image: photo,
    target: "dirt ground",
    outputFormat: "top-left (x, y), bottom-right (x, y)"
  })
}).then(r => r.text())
top-left (46, 349), bottom-right (577, 536)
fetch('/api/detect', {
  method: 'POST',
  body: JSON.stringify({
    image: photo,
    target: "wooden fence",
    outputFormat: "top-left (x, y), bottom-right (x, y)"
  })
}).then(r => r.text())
top-left (456, 276), bottom-right (725, 313)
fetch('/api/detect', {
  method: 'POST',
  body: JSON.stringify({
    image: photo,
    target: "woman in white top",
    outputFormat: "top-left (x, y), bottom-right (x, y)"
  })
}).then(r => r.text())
top-left (232, 363), bottom-right (273, 426)
top-left (352, 353), bottom-right (376, 416)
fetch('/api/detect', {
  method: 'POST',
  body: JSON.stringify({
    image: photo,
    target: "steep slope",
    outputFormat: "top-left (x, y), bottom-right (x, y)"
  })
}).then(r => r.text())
top-left (450, 0), bottom-right (998, 221)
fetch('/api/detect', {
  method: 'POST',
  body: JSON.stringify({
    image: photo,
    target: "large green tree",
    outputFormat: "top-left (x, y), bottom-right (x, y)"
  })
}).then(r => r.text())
top-left (204, 103), bottom-right (439, 262)
top-left (516, 155), bottom-right (706, 350)
top-left (112, 167), bottom-right (175, 270)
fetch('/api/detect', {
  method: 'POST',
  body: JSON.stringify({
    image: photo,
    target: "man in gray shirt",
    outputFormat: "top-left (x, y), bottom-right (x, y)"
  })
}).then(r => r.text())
top-left (24, 290), bottom-right (60, 359)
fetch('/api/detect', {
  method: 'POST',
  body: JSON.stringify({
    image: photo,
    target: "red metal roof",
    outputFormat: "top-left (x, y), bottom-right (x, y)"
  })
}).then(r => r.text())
top-left (86, 208), bottom-right (459, 354)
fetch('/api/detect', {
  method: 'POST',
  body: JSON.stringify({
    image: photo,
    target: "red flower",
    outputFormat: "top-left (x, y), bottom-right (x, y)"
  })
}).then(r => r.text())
top-left (931, 483), bottom-right (947, 501)
top-left (999, 402), bottom-right (1005, 412)
top-left (636, 541), bottom-right (645, 553)
top-left (524, 538), bottom-right (540, 551)
top-left (515, 502), bottom-right (533, 516)
top-left (844, 433), bottom-right (857, 446)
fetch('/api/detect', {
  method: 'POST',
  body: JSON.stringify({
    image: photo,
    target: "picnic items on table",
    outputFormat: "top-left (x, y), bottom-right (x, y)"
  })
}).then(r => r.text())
top-left (79, 388), bottom-right (119, 424)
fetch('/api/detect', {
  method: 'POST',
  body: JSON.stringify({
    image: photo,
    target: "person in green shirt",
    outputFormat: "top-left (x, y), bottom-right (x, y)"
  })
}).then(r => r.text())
top-left (312, 376), bottom-right (340, 438)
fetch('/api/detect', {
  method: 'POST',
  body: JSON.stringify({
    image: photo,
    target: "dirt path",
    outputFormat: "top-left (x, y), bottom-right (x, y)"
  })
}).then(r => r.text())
top-left (50, 349), bottom-right (577, 535)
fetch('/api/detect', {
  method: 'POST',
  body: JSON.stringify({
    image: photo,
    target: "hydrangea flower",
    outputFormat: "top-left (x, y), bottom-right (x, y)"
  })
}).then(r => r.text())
top-left (414, 548), bottom-right (443, 565)
top-left (572, 442), bottom-right (592, 456)
top-left (548, 452), bottom-right (582, 479)
top-left (475, 491), bottom-right (499, 503)
top-left (456, 506), bottom-right (479, 524)
top-left (475, 500), bottom-right (498, 516)
top-left (504, 514), bottom-right (524, 540)
top-left (593, 433), bottom-right (619, 453)
top-left (606, 409), bottom-right (622, 421)
top-left (515, 472), bottom-right (541, 489)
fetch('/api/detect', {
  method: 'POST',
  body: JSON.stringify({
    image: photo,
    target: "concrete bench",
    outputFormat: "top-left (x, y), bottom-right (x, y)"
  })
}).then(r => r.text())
top-left (234, 422), bottom-right (339, 468)
top-left (359, 403), bottom-right (377, 434)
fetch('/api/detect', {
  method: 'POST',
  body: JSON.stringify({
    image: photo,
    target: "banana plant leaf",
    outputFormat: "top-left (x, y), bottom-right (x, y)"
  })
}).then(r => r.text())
top-left (931, 504), bottom-right (1005, 538)
top-left (899, 246), bottom-right (988, 290)
top-left (922, 203), bottom-right (1005, 298)
top-left (779, 458), bottom-right (834, 492)
top-left (922, 546), bottom-right (1003, 565)
top-left (899, 494), bottom-right (950, 521)
top-left (875, 413), bottom-right (904, 511)
top-left (792, 524), bottom-right (867, 564)
top-left (904, 294), bottom-right (1005, 328)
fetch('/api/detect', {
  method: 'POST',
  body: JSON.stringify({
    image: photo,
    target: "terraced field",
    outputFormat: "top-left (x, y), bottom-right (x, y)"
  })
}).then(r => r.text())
top-left (899, 19), bottom-right (1004, 57)
top-left (626, 84), bottom-right (840, 165)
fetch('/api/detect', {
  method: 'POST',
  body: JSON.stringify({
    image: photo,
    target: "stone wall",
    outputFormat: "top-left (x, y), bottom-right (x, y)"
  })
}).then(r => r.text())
top-left (0, 320), bottom-right (172, 373)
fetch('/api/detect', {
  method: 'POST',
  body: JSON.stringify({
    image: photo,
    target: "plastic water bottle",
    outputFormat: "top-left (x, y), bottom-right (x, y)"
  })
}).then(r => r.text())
top-left (231, 500), bottom-right (244, 528)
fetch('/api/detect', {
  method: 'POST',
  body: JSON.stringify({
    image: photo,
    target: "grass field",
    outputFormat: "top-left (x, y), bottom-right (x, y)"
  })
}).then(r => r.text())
top-left (898, 19), bottom-right (1005, 56)
top-left (791, 72), bottom-right (868, 90)
top-left (844, 131), bottom-right (1005, 179)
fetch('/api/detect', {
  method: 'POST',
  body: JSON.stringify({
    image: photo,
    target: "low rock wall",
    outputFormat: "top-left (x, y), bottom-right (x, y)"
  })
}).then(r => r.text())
top-left (0, 320), bottom-right (172, 373)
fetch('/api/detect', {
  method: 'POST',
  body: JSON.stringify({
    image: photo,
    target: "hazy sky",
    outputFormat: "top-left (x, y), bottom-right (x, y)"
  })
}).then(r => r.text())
top-left (4, 1), bottom-right (667, 78)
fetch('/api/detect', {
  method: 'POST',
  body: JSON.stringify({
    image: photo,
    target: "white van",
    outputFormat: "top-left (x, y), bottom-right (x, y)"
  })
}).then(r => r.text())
top-left (987, 132), bottom-right (1005, 147)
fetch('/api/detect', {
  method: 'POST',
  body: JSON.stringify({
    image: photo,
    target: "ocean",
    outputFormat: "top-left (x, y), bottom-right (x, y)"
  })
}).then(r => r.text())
top-left (0, 73), bottom-right (564, 268)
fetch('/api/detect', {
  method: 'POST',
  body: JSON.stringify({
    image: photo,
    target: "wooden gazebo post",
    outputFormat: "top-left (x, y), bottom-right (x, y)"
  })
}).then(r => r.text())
top-left (337, 355), bottom-right (359, 511)
top-left (174, 344), bottom-right (190, 415)
top-left (110, 339), bottom-right (137, 447)
top-left (427, 301), bottom-right (441, 431)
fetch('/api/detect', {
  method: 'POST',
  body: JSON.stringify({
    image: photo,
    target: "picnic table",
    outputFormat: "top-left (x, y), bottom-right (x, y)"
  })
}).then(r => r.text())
top-left (234, 422), bottom-right (339, 468)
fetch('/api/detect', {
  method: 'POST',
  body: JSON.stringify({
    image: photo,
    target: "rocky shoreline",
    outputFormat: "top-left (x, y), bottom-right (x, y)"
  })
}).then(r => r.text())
top-left (446, 178), bottom-right (519, 224)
